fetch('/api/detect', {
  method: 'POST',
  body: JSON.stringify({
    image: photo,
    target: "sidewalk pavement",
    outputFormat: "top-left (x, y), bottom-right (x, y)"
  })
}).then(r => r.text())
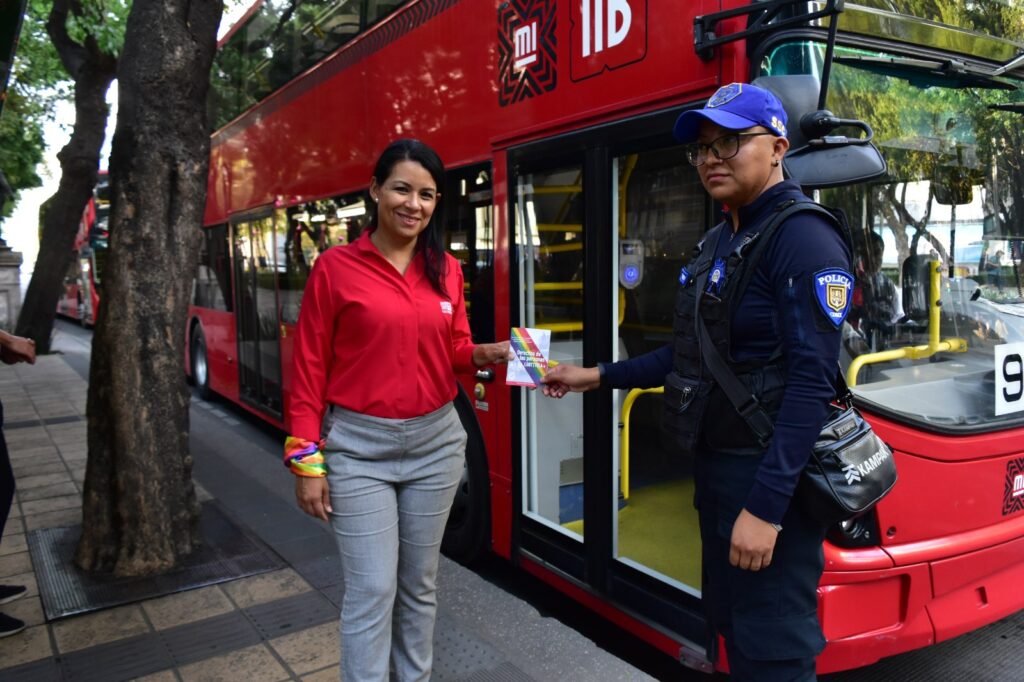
top-left (0, 326), bottom-right (656, 682)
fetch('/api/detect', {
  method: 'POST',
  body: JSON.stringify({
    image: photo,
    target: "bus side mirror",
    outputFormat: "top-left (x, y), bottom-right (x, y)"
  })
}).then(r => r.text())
top-left (783, 142), bottom-right (888, 189)
top-left (752, 75), bottom-right (888, 189)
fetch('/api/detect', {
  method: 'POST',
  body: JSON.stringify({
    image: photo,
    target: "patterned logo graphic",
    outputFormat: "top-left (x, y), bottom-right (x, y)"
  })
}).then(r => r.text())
top-left (498, 0), bottom-right (557, 106)
top-left (1003, 457), bottom-right (1024, 516)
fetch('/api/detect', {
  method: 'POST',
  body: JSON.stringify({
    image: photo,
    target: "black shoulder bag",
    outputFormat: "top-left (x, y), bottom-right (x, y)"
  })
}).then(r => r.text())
top-left (694, 202), bottom-right (897, 527)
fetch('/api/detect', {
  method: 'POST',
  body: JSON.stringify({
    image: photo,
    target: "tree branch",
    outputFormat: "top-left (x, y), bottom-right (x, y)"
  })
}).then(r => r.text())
top-left (46, 0), bottom-right (87, 80)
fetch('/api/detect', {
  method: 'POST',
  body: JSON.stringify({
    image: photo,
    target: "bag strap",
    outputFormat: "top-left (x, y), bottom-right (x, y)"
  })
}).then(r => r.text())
top-left (694, 199), bottom-right (845, 447)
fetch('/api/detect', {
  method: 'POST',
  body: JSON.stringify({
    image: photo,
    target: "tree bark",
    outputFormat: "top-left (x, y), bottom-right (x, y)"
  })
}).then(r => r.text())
top-left (75, 0), bottom-right (222, 577)
top-left (15, 0), bottom-right (116, 353)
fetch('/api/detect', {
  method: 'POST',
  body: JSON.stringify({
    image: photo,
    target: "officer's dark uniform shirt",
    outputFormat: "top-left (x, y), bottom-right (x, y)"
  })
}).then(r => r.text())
top-left (603, 180), bottom-right (851, 525)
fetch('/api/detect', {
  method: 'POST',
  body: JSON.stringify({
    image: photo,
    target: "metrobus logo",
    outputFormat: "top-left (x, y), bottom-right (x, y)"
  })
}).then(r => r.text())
top-left (1003, 457), bottom-right (1024, 516)
top-left (570, 0), bottom-right (647, 82)
top-left (498, 0), bottom-right (557, 106)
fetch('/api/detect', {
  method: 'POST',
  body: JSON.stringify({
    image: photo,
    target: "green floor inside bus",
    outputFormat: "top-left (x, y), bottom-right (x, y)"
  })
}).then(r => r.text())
top-left (564, 478), bottom-right (702, 590)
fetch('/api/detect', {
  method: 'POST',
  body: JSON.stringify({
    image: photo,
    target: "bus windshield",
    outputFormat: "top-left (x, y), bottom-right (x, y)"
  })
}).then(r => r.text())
top-left (762, 40), bottom-right (1024, 432)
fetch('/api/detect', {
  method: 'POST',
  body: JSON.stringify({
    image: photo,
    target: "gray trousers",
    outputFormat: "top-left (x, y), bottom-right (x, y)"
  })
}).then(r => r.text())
top-left (324, 402), bottom-right (466, 682)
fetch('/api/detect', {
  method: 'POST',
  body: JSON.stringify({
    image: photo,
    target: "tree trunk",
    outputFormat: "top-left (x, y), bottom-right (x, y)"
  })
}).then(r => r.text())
top-left (75, 0), bottom-right (222, 577)
top-left (15, 1), bottom-right (116, 353)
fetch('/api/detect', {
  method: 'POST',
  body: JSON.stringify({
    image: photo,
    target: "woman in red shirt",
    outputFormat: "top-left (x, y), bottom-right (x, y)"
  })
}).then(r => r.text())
top-left (287, 139), bottom-right (509, 681)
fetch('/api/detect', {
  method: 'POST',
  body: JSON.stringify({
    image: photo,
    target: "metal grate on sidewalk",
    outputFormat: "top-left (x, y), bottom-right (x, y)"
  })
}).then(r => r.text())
top-left (27, 501), bottom-right (286, 621)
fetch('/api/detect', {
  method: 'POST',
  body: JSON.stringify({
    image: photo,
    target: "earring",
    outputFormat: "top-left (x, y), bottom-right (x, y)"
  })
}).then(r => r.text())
top-left (771, 159), bottom-right (780, 167)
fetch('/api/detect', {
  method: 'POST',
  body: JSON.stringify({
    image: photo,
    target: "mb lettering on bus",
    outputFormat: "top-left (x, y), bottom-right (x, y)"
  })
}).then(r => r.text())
top-left (513, 20), bottom-right (538, 70)
top-left (571, 0), bottom-right (647, 81)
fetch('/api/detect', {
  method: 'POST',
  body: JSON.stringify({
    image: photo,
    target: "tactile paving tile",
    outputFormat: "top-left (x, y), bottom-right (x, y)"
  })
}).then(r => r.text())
top-left (0, 657), bottom-right (63, 682)
top-left (431, 620), bottom-right (508, 681)
top-left (29, 501), bottom-right (285, 621)
top-left (60, 633), bottom-right (173, 681)
top-left (244, 590), bottom-right (338, 640)
top-left (159, 610), bottom-right (263, 667)
top-left (461, 661), bottom-right (537, 682)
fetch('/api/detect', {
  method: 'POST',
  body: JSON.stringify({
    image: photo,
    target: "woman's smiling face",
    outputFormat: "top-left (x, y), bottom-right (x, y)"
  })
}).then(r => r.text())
top-left (370, 160), bottom-right (439, 243)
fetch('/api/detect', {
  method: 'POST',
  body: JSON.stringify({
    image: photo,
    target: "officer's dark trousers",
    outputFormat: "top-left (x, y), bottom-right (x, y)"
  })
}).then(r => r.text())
top-left (0, 401), bottom-right (14, 544)
top-left (696, 450), bottom-right (828, 682)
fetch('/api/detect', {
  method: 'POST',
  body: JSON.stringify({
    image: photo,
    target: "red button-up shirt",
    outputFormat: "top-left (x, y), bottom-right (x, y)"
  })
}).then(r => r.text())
top-left (289, 231), bottom-right (477, 440)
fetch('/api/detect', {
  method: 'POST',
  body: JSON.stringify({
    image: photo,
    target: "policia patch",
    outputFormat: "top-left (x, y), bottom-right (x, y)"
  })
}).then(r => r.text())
top-left (812, 268), bottom-right (853, 328)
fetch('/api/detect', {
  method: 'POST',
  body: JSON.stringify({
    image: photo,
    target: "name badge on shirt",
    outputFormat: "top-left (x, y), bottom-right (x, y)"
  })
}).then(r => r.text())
top-left (706, 258), bottom-right (726, 294)
top-left (440, 301), bottom-right (453, 315)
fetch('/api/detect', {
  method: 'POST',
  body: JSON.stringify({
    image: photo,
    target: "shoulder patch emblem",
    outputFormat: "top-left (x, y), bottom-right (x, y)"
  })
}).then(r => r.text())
top-left (813, 268), bottom-right (853, 328)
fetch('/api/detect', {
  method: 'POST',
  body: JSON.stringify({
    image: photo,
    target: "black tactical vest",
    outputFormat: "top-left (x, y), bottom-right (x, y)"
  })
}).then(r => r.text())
top-left (662, 199), bottom-right (844, 454)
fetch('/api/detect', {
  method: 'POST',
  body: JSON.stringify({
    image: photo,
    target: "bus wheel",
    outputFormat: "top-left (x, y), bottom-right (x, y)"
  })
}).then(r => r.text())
top-left (191, 329), bottom-right (215, 401)
top-left (443, 392), bottom-right (491, 564)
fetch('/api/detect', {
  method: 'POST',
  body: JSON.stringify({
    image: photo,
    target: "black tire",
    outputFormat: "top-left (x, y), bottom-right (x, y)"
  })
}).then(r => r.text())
top-left (191, 327), bottom-right (215, 401)
top-left (442, 389), bottom-right (491, 564)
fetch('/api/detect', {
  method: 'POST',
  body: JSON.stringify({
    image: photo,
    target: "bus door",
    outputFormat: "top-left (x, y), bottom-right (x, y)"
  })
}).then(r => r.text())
top-left (444, 163), bottom-right (497, 433)
top-left (511, 111), bottom-right (710, 649)
top-left (232, 211), bottom-right (284, 418)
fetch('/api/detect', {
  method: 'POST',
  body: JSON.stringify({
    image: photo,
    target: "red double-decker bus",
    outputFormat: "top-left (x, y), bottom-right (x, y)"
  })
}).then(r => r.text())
top-left (56, 170), bottom-right (109, 326)
top-left (188, 0), bottom-right (1024, 673)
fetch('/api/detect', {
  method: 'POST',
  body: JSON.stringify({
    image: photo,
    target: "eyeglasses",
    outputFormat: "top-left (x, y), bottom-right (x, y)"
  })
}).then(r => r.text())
top-left (684, 132), bottom-right (776, 167)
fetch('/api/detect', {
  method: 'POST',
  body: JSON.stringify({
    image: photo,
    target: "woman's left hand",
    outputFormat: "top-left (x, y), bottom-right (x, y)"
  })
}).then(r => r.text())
top-left (473, 341), bottom-right (512, 367)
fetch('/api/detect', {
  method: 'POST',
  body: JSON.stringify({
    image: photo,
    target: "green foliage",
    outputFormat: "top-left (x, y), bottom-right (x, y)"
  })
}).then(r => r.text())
top-left (0, 0), bottom-right (68, 222)
top-left (857, 0), bottom-right (1024, 41)
top-left (67, 0), bottom-right (130, 57)
top-left (0, 0), bottom-right (129, 226)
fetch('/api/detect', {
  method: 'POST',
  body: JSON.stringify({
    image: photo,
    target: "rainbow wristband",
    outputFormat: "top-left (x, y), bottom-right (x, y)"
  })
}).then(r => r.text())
top-left (283, 436), bottom-right (327, 477)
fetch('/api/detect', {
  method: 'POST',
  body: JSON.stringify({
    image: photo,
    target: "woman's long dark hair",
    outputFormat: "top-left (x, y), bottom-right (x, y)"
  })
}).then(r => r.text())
top-left (370, 138), bottom-right (448, 298)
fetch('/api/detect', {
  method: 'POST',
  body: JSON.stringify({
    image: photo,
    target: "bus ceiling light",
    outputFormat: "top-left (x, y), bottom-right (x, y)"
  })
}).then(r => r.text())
top-left (336, 204), bottom-right (366, 219)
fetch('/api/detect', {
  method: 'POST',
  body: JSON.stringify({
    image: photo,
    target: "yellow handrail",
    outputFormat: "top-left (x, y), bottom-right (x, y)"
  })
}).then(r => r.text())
top-left (537, 223), bottom-right (582, 233)
top-left (533, 282), bottom-right (583, 291)
top-left (619, 387), bottom-right (664, 500)
top-left (847, 259), bottom-right (967, 386)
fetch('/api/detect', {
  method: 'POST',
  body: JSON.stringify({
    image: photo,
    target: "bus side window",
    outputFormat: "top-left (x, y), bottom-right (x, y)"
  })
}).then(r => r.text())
top-left (195, 224), bottom-right (232, 312)
top-left (279, 193), bottom-right (372, 324)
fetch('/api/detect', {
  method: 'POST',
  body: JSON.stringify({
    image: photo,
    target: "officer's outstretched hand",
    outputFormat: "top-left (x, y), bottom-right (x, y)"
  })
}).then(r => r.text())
top-left (729, 509), bottom-right (779, 571)
top-left (540, 363), bottom-right (601, 398)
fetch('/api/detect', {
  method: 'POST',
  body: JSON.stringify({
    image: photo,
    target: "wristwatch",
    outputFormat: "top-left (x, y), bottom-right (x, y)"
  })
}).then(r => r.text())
top-left (770, 522), bottom-right (783, 533)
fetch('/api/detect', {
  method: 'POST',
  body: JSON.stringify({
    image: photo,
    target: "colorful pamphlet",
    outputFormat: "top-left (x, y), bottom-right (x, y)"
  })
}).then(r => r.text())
top-left (507, 327), bottom-right (551, 387)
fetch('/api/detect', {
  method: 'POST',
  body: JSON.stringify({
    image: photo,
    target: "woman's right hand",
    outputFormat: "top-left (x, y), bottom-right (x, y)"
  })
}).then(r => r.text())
top-left (540, 363), bottom-right (601, 398)
top-left (295, 476), bottom-right (332, 521)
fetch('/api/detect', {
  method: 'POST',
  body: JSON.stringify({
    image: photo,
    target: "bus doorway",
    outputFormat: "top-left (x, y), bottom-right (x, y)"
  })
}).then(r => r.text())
top-left (231, 212), bottom-right (283, 418)
top-left (510, 113), bottom-right (711, 652)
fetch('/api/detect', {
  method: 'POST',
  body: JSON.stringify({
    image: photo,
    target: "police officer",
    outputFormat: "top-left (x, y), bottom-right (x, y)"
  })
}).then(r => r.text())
top-left (542, 83), bottom-right (852, 680)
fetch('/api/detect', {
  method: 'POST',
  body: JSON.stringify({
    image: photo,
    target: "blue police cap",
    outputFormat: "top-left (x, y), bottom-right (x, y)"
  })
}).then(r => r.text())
top-left (673, 83), bottom-right (788, 143)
